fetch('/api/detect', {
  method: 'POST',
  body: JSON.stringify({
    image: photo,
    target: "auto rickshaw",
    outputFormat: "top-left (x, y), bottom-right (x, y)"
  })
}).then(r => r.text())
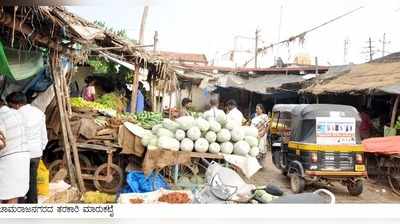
top-left (268, 104), bottom-right (367, 196)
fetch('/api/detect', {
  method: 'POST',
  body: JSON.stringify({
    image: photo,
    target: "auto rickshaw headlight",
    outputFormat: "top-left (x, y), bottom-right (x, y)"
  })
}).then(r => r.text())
top-left (355, 154), bottom-right (363, 164)
top-left (311, 152), bottom-right (318, 163)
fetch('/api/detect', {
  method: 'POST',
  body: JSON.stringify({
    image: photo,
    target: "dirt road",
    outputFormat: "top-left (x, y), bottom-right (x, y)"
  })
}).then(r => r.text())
top-left (250, 154), bottom-right (399, 203)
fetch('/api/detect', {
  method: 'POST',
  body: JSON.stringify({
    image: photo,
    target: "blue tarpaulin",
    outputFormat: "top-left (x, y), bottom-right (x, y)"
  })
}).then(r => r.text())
top-left (122, 171), bottom-right (170, 194)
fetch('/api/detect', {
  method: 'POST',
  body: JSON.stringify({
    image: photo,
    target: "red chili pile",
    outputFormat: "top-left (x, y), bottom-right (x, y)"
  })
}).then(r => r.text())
top-left (158, 192), bottom-right (190, 204)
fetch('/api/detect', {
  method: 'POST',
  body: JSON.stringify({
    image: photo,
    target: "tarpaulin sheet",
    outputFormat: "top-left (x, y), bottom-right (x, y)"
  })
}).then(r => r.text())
top-left (0, 41), bottom-right (44, 81)
top-left (362, 136), bottom-right (400, 155)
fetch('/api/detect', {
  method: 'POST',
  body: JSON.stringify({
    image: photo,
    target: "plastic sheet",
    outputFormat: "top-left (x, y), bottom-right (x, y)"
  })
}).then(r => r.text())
top-left (123, 171), bottom-right (170, 193)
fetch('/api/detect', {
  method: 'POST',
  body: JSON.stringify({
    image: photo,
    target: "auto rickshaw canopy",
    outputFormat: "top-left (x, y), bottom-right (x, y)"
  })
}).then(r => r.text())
top-left (272, 104), bottom-right (362, 144)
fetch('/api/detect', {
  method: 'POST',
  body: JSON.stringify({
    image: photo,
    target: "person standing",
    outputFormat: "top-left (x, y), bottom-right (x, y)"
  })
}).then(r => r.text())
top-left (359, 107), bottom-right (373, 139)
top-left (82, 76), bottom-right (96, 101)
top-left (251, 104), bottom-right (269, 163)
top-left (180, 98), bottom-right (192, 117)
top-left (7, 92), bottom-right (48, 204)
top-left (226, 99), bottom-right (244, 126)
top-left (136, 82), bottom-right (145, 113)
top-left (0, 98), bottom-right (29, 204)
top-left (203, 97), bottom-right (225, 121)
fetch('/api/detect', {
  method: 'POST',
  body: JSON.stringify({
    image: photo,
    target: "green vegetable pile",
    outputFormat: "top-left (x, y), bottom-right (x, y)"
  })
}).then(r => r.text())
top-left (134, 111), bottom-right (163, 129)
top-left (95, 93), bottom-right (126, 112)
top-left (70, 97), bottom-right (109, 110)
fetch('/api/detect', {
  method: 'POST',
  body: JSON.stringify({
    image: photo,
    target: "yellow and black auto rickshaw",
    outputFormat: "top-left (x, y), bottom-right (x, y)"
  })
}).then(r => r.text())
top-left (269, 104), bottom-right (367, 196)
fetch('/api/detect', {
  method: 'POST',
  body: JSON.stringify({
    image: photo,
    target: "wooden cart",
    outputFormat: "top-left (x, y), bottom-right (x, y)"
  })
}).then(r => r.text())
top-left (48, 143), bottom-right (124, 193)
top-left (363, 136), bottom-right (400, 196)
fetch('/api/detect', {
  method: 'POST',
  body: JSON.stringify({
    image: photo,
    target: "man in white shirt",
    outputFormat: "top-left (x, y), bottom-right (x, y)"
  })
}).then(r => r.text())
top-left (0, 98), bottom-right (29, 204)
top-left (203, 97), bottom-right (225, 121)
top-left (7, 92), bottom-right (48, 204)
top-left (226, 99), bottom-right (244, 126)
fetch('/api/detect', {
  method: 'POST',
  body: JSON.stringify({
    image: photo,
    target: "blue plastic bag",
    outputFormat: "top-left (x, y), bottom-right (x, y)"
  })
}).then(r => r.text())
top-left (124, 171), bottom-right (170, 193)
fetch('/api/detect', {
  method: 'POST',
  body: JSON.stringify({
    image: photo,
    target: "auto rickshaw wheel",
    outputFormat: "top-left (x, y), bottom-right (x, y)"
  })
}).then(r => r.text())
top-left (290, 174), bottom-right (305, 193)
top-left (93, 163), bottom-right (124, 193)
top-left (346, 179), bottom-right (364, 196)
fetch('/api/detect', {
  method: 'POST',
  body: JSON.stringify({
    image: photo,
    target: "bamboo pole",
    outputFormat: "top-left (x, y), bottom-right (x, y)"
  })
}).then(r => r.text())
top-left (390, 95), bottom-right (400, 128)
top-left (50, 53), bottom-right (77, 189)
top-left (60, 70), bottom-right (85, 192)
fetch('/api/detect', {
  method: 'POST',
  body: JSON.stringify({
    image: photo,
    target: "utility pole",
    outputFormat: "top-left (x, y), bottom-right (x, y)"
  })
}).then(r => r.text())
top-left (131, 3), bottom-right (150, 113)
top-left (344, 38), bottom-right (349, 64)
top-left (255, 29), bottom-right (260, 68)
top-left (379, 33), bottom-right (390, 57)
top-left (368, 37), bottom-right (373, 61)
top-left (362, 37), bottom-right (376, 62)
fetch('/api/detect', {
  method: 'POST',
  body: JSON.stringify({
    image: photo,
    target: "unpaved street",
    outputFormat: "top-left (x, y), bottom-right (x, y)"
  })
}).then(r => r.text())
top-left (250, 154), bottom-right (400, 203)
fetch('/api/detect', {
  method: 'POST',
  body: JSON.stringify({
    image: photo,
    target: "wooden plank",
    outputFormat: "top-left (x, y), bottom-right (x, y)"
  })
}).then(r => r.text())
top-left (76, 143), bottom-right (112, 151)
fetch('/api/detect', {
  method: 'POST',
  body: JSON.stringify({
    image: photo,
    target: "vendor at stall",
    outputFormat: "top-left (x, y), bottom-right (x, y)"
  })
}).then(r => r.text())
top-left (81, 76), bottom-right (96, 101)
top-left (180, 98), bottom-right (192, 117)
top-left (226, 99), bottom-right (244, 126)
top-left (125, 82), bottom-right (145, 113)
top-left (203, 97), bottom-right (225, 121)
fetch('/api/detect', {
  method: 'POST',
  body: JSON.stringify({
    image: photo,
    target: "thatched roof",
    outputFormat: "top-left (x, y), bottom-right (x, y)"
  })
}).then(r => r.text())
top-left (0, 6), bottom-right (173, 81)
top-left (303, 61), bottom-right (400, 95)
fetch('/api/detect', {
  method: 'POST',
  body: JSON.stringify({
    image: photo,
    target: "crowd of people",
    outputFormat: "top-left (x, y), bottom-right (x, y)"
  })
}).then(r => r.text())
top-left (0, 92), bottom-right (48, 204)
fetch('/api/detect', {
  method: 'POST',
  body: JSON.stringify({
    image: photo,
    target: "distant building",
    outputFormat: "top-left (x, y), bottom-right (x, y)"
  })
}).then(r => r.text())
top-left (158, 51), bottom-right (208, 66)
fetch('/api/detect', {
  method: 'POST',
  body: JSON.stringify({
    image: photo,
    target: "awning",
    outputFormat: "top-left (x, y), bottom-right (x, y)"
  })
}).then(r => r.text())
top-left (216, 74), bottom-right (305, 95)
top-left (0, 41), bottom-right (44, 81)
top-left (98, 51), bottom-right (135, 71)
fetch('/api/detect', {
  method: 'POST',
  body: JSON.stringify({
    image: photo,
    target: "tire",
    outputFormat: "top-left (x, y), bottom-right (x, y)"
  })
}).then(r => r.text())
top-left (48, 159), bottom-right (63, 181)
top-left (347, 179), bottom-right (364, 196)
top-left (265, 184), bottom-right (284, 196)
top-left (93, 163), bottom-right (124, 193)
top-left (290, 174), bottom-right (305, 194)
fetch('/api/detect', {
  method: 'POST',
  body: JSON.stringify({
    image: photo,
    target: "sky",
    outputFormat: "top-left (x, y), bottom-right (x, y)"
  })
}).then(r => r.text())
top-left (69, 0), bottom-right (400, 67)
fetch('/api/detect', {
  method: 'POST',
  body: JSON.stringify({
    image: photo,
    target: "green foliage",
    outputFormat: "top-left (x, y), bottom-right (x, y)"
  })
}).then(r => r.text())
top-left (396, 116), bottom-right (400, 129)
top-left (93, 20), bottom-right (129, 39)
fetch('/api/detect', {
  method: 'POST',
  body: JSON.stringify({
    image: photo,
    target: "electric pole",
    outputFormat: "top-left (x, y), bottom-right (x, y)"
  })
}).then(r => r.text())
top-left (255, 29), bottom-right (260, 68)
top-left (344, 38), bottom-right (349, 64)
top-left (379, 33), bottom-right (390, 57)
top-left (362, 37), bottom-right (376, 62)
top-left (368, 37), bottom-right (373, 61)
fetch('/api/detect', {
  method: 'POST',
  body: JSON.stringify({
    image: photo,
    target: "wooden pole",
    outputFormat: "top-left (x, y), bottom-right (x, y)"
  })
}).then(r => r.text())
top-left (50, 54), bottom-right (77, 189)
top-left (131, 4), bottom-right (150, 113)
top-left (153, 31), bottom-right (158, 54)
top-left (390, 95), bottom-right (400, 128)
top-left (60, 72), bottom-right (85, 192)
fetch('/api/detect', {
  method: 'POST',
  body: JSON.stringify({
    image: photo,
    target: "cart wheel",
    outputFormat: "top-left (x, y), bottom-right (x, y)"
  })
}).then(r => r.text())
top-left (387, 166), bottom-right (400, 196)
top-left (347, 179), bottom-right (364, 196)
top-left (93, 163), bottom-right (124, 193)
top-left (48, 159), bottom-right (63, 181)
top-left (290, 174), bottom-right (305, 193)
top-left (78, 154), bottom-right (92, 170)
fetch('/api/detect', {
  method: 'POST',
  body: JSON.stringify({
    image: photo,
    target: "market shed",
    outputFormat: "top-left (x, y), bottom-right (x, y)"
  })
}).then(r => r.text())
top-left (303, 57), bottom-right (400, 134)
top-left (0, 6), bottom-right (177, 194)
top-left (216, 74), bottom-right (306, 95)
top-left (303, 62), bottom-right (400, 95)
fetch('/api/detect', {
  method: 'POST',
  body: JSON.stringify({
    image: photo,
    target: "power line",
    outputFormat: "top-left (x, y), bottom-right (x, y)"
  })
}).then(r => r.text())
top-left (242, 6), bottom-right (364, 67)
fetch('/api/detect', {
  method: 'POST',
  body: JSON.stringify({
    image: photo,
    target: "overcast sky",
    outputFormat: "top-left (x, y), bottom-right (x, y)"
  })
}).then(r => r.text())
top-left (69, 0), bottom-right (400, 67)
